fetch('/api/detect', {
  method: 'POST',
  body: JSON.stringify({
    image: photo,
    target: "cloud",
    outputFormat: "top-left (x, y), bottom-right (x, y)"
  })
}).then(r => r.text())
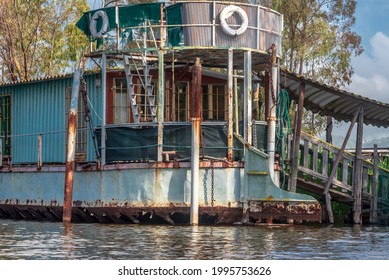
top-left (348, 32), bottom-right (389, 103)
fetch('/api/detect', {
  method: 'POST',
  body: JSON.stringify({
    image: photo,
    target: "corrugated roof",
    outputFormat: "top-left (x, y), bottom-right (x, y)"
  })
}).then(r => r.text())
top-left (281, 70), bottom-right (389, 128)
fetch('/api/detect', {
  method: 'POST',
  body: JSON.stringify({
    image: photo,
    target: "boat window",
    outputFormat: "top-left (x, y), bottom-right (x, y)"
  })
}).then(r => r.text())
top-left (202, 85), bottom-right (227, 121)
top-left (0, 95), bottom-right (11, 158)
top-left (173, 82), bottom-right (189, 122)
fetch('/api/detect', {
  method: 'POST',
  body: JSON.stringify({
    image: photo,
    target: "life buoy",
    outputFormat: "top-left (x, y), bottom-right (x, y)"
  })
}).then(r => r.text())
top-left (89, 10), bottom-right (109, 38)
top-left (219, 5), bottom-right (248, 36)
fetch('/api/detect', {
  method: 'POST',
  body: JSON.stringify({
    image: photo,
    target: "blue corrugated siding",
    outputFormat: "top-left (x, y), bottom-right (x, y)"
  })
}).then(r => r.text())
top-left (0, 73), bottom-right (101, 164)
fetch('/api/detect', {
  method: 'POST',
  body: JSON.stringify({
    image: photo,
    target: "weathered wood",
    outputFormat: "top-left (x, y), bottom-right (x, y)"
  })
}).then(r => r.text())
top-left (312, 144), bottom-right (318, 173)
top-left (323, 105), bottom-right (361, 224)
top-left (353, 105), bottom-right (364, 224)
top-left (362, 166), bottom-right (368, 194)
top-left (342, 158), bottom-right (348, 184)
top-left (303, 139), bottom-right (309, 168)
top-left (289, 82), bottom-right (305, 192)
top-left (370, 144), bottom-right (379, 224)
top-left (322, 149), bottom-right (328, 177)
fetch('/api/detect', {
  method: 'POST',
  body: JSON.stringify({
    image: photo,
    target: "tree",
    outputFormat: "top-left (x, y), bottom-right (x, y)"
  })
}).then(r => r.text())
top-left (0, 0), bottom-right (89, 83)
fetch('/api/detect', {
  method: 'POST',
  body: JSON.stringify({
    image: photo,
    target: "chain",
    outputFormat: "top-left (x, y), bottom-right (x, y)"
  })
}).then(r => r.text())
top-left (203, 167), bottom-right (209, 206)
top-left (211, 160), bottom-right (215, 208)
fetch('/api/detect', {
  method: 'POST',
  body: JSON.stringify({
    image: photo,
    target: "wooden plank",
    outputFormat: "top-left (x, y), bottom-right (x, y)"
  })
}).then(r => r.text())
top-left (312, 144), bottom-right (318, 173)
top-left (322, 149), bottom-right (328, 177)
top-left (342, 158), bottom-right (348, 184)
top-left (303, 139), bottom-right (309, 168)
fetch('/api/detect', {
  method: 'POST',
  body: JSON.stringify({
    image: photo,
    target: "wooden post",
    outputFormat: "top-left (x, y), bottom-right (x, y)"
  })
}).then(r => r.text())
top-left (326, 116), bottom-right (333, 144)
top-left (370, 144), bottom-right (378, 224)
top-left (190, 58), bottom-right (202, 226)
top-left (353, 105), bottom-right (364, 224)
top-left (289, 82), bottom-right (305, 192)
top-left (323, 105), bottom-right (361, 223)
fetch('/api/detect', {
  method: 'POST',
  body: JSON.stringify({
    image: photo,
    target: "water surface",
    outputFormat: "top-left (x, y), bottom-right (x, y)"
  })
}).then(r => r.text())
top-left (0, 220), bottom-right (388, 259)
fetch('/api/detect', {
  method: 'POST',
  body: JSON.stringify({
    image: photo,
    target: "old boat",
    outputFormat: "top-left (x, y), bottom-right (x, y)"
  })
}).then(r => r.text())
top-left (0, 1), bottom-right (321, 224)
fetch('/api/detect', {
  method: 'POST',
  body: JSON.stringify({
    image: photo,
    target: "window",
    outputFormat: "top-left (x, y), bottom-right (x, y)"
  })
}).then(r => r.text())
top-left (65, 87), bottom-right (87, 160)
top-left (173, 82), bottom-right (189, 122)
top-left (113, 77), bottom-right (157, 123)
top-left (202, 85), bottom-right (227, 121)
top-left (0, 95), bottom-right (11, 157)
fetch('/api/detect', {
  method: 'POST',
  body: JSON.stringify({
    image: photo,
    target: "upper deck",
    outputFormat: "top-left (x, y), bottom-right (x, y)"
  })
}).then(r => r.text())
top-left (76, 1), bottom-right (282, 69)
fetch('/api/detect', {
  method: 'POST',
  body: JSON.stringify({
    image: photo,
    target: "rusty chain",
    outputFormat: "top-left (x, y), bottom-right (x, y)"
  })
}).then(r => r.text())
top-left (203, 167), bottom-right (209, 206)
top-left (267, 44), bottom-right (277, 106)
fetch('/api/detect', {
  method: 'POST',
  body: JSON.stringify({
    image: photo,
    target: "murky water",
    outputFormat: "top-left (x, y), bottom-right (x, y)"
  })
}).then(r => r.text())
top-left (0, 220), bottom-right (388, 259)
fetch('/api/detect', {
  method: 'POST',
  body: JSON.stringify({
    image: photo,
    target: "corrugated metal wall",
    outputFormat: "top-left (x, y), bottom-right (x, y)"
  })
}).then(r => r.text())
top-left (0, 73), bottom-right (101, 164)
top-left (181, 2), bottom-right (282, 56)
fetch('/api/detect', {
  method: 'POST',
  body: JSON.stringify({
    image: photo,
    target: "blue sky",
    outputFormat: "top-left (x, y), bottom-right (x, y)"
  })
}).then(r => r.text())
top-left (333, 0), bottom-right (389, 142)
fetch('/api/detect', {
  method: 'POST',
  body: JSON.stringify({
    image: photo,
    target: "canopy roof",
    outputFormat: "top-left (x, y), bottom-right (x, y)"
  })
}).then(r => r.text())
top-left (281, 70), bottom-right (389, 128)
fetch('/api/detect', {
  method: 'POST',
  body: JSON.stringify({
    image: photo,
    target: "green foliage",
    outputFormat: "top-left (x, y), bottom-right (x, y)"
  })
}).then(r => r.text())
top-left (0, 0), bottom-right (89, 82)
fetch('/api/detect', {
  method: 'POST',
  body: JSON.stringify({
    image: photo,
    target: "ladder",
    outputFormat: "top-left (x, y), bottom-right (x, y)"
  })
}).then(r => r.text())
top-left (123, 55), bottom-right (157, 123)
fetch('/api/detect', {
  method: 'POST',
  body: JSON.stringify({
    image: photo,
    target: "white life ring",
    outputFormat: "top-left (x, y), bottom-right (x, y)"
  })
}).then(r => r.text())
top-left (219, 5), bottom-right (248, 36)
top-left (89, 10), bottom-right (109, 38)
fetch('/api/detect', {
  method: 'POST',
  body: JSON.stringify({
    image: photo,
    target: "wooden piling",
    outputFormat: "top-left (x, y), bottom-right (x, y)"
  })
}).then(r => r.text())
top-left (353, 105), bottom-right (364, 224)
top-left (370, 144), bottom-right (379, 224)
top-left (289, 82), bottom-right (305, 192)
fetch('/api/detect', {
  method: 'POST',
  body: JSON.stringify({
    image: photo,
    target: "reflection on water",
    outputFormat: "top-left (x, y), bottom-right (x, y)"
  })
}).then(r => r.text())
top-left (0, 220), bottom-right (389, 259)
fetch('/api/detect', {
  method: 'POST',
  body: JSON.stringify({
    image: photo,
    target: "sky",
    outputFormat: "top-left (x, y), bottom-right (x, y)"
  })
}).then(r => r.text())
top-left (333, 0), bottom-right (389, 143)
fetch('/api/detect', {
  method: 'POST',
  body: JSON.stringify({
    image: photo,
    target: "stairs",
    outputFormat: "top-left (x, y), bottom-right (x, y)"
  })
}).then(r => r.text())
top-left (123, 55), bottom-right (157, 123)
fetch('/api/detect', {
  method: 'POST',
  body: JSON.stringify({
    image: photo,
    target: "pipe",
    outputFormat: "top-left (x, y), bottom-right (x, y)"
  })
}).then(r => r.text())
top-left (227, 49), bottom-right (233, 161)
top-left (63, 62), bottom-right (85, 223)
top-left (101, 53), bottom-right (107, 167)
top-left (267, 52), bottom-right (278, 185)
top-left (190, 57), bottom-right (202, 226)
top-left (244, 51), bottom-right (252, 144)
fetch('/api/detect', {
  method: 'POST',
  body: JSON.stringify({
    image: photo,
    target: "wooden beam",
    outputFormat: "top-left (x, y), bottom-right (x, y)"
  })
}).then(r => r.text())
top-left (289, 82), bottom-right (305, 192)
top-left (323, 105), bottom-right (362, 223)
top-left (370, 144), bottom-right (378, 224)
top-left (353, 105), bottom-right (364, 224)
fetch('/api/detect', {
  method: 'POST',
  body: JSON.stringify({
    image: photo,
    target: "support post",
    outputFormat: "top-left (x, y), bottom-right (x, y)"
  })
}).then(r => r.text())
top-left (227, 49), bottom-right (234, 161)
top-left (267, 47), bottom-right (278, 185)
top-left (101, 53), bottom-right (107, 167)
top-left (353, 105), bottom-right (364, 224)
top-left (0, 138), bottom-right (2, 167)
top-left (157, 5), bottom-right (165, 162)
top-left (63, 62), bottom-right (85, 223)
top-left (323, 105), bottom-right (361, 223)
top-left (190, 58), bottom-right (202, 226)
top-left (244, 51), bottom-right (252, 144)
top-left (370, 144), bottom-right (379, 224)
top-left (234, 70), bottom-right (239, 134)
top-left (37, 134), bottom-right (42, 169)
top-left (289, 82), bottom-right (305, 192)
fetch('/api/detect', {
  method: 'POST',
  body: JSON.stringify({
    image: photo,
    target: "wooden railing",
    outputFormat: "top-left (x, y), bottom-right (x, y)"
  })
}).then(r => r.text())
top-left (296, 132), bottom-right (389, 208)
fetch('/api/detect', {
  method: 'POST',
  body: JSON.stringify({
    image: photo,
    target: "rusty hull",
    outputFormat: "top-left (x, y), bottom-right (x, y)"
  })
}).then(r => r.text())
top-left (0, 202), bottom-right (321, 225)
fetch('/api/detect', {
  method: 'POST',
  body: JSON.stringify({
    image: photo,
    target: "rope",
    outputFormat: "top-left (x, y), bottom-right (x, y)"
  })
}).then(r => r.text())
top-left (276, 89), bottom-right (291, 189)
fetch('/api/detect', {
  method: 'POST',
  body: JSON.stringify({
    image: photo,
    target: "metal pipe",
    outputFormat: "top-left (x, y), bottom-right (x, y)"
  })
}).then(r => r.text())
top-left (101, 54), bottom-right (107, 167)
top-left (267, 55), bottom-right (278, 185)
top-left (0, 138), bottom-right (2, 167)
top-left (115, 0), bottom-right (119, 50)
top-left (63, 65), bottom-right (84, 223)
top-left (234, 69), bottom-right (239, 134)
top-left (244, 51), bottom-right (252, 144)
top-left (227, 49), bottom-right (233, 161)
top-left (190, 57), bottom-right (202, 226)
top-left (157, 50), bottom-right (165, 162)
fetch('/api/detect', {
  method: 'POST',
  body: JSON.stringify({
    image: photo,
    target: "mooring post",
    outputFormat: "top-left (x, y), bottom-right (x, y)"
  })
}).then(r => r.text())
top-left (190, 57), bottom-right (202, 225)
top-left (227, 48), bottom-right (234, 161)
top-left (289, 82), bottom-right (305, 192)
top-left (63, 61), bottom-right (85, 223)
top-left (370, 144), bottom-right (378, 224)
top-left (353, 105), bottom-right (364, 224)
